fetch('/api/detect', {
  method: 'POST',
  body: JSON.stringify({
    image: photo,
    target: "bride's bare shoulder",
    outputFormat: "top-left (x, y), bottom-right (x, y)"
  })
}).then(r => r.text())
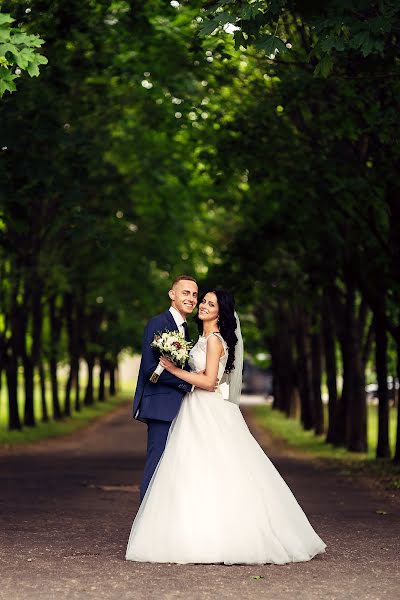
top-left (206, 333), bottom-right (225, 356)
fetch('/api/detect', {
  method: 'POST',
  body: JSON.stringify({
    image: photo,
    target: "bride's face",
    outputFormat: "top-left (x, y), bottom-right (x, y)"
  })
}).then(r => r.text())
top-left (198, 292), bottom-right (219, 323)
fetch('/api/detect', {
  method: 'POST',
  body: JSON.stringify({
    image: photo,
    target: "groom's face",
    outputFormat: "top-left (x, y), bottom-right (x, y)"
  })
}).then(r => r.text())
top-left (169, 280), bottom-right (198, 317)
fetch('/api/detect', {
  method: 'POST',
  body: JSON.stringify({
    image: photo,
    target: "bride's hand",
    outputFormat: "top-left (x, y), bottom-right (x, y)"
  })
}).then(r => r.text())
top-left (159, 356), bottom-right (178, 374)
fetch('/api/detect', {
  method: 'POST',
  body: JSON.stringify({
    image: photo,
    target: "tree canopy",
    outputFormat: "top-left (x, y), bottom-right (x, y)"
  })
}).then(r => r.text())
top-left (0, 9), bottom-right (47, 96)
top-left (0, 0), bottom-right (399, 464)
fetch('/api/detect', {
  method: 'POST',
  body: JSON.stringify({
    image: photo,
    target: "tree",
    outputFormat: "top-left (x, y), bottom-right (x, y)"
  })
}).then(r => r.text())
top-left (0, 10), bottom-right (47, 97)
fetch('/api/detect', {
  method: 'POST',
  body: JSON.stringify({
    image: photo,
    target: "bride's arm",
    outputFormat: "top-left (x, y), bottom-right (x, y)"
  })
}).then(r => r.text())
top-left (159, 335), bottom-right (223, 392)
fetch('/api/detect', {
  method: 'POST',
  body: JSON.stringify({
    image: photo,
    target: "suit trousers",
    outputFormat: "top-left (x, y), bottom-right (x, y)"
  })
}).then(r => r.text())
top-left (140, 419), bottom-right (172, 501)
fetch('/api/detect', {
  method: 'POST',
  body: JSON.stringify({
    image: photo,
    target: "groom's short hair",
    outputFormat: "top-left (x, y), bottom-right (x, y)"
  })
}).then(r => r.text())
top-left (171, 275), bottom-right (197, 289)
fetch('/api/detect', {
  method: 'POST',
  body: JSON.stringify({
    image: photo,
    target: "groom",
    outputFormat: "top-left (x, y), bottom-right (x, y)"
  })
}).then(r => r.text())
top-left (132, 275), bottom-right (198, 500)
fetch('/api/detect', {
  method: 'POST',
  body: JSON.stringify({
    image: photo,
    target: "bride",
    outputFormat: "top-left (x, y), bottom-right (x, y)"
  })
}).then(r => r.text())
top-left (125, 289), bottom-right (326, 565)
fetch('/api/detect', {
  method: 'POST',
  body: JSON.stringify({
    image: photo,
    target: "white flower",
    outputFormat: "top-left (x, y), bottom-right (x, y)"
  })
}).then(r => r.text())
top-left (151, 329), bottom-right (192, 366)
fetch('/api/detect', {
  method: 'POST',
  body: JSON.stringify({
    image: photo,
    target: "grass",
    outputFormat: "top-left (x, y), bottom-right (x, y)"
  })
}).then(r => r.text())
top-left (252, 404), bottom-right (400, 490)
top-left (0, 373), bottom-right (132, 447)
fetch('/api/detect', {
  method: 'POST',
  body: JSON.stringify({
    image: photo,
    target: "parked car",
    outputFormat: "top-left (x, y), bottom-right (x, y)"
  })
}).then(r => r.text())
top-left (365, 377), bottom-right (399, 405)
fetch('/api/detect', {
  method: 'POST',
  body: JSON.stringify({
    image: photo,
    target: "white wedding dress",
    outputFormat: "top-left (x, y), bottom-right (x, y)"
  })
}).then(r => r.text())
top-left (126, 333), bottom-right (326, 565)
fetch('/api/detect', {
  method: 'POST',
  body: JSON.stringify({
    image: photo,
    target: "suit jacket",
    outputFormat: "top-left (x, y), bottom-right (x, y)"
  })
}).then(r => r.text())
top-left (132, 310), bottom-right (192, 423)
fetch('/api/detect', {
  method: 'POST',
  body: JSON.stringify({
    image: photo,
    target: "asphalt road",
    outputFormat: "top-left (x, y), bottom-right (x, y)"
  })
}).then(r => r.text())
top-left (1, 401), bottom-right (399, 600)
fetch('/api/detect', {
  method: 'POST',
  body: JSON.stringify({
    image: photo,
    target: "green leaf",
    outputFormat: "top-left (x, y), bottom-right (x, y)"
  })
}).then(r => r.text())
top-left (11, 32), bottom-right (44, 47)
top-left (199, 18), bottom-right (219, 36)
top-left (360, 33), bottom-right (374, 57)
top-left (369, 16), bottom-right (391, 34)
top-left (0, 13), bottom-right (15, 26)
top-left (218, 12), bottom-right (233, 26)
top-left (36, 54), bottom-right (48, 65)
top-left (333, 37), bottom-right (345, 51)
top-left (321, 35), bottom-right (345, 53)
top-left (351, 30), bottom-right (369, 50)
top-left (15, 47), bottom-right (35, 69)
top-left (0, 42), bottom-right (18, 57)
top-left (314, 53), bottom-right (333, 77)
top-left (234, 31), bottom-right (246, 50)
top-left (0, 68), bottom-right (17, 97)
top-left (0, 28), bottom-right (10, 43)
top-left (255, 35), bottom-right (287, 55)
top-left (241, 5), bottom-right (260, 20)
top-left (27, 61), bottom-right (40, 77)
top-left (203, 0), bottom-right (233, 15)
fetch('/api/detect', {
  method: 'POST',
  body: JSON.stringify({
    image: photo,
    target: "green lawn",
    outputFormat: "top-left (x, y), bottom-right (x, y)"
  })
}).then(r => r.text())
top-left (252, 404), bottom-right (400, 489)
top-left (252, 404), bottom-right (397, 460)
top-left (0, 373), bottom-right (133, 447)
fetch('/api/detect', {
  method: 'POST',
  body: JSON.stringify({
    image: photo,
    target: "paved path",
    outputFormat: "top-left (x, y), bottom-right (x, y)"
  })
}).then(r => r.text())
top-left (1, 402), bottom-right (399, 600)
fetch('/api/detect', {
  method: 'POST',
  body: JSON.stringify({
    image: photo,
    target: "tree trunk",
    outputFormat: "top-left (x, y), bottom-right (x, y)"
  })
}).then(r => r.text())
top-left (311, 329), bottom-right (324, 435)
top-left (49, 357), bottom-right (62, 420)
top-left (84, 356), bottom-right (95, 406)
top-left (331, 283), bottom-right (350, 447)
top-left (322, 290), bottom-right (338, 444)
top-left (74, 358), bottom-right (81, 411)
top-left (385, 180), bottom-right (400, 462)
top-left (31, 284), bottom-right (45, 423)
top-left (64, 293), bottom-right (81, 412)
top-left (346, 293), bottom-right (368, 452)
top-left (114, 364), bottom-right (119, 394)
top-left (275, 310), bottom-right (298, 417)
top-left (5, 354), bottom-right (21, 430)
top-left (39, 361), bottom-right (49, 423)
top-left (19, 286), bottom-right (35, 427)
top-left (295, 313), bottom-right (315, 430)
top-left (374, 305), bottom-right (391, 458)
top-left (270, 336), bottom-right (285, 412)
top-left (109, 360), bottom-right (116, 396)
top-left (393, 338), bottom-right (400, 463)
top-left (98, 356), bottom-right (106, 402)
top-left (64, 360), bottom-right (76, 417)
top-left (64, 364), bottom-right (73, 417)
top-left (271, 347), bottom-right (282, 411)
top-left (334, 278), bottom-right (368, 452)
top-left (336, 335), bottom-right (350, 447)
top-left (347, 360), bottom-right (368, 452)
top-left (49, 296), bottom-right (62, 420)
top-left (23, 356), bottom-right (35, 427)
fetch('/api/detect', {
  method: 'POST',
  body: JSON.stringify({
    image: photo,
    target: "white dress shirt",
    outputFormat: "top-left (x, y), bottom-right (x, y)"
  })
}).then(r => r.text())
top-left (169, 306), bottom-right (186, 336)
top-left (169, 306), bottom-right (194, 392)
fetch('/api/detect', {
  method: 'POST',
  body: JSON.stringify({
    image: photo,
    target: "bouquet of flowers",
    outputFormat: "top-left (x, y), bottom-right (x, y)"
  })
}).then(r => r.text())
top-left (149, 329), bottom-right (192, 383)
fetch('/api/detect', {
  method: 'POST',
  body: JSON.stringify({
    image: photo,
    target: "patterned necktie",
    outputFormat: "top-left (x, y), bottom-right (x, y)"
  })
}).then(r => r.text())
top-left (182, 321), bottom-right (190, 341)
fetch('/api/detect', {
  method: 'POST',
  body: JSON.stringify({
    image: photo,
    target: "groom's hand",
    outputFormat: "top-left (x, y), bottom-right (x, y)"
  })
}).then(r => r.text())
top-left (159, 356), bottom-right (178, 375)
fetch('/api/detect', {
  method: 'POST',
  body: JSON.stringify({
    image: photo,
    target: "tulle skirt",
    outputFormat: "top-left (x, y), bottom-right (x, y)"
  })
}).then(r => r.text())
top-left (125, 389), bottom-right (326, 565)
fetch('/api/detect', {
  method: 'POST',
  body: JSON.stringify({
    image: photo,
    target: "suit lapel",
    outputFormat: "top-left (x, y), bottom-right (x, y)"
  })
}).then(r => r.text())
top-left (165, 309), bottom-right (178, 331)
top-left (165, 309), bottom-right (191, 342)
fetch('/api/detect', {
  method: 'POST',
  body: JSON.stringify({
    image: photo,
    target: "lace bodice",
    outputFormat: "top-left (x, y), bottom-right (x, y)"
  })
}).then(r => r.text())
top-left (188, 333), bottom-right (228, 381)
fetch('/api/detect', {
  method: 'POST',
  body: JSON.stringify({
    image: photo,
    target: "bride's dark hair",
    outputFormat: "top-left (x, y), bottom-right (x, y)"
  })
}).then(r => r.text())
top-left (195, 289), bottom-right (238, 373)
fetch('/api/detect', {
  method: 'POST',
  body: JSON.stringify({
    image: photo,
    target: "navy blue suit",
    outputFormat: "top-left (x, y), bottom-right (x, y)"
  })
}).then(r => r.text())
top-left (132, 309), bottom-right (192, 500)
